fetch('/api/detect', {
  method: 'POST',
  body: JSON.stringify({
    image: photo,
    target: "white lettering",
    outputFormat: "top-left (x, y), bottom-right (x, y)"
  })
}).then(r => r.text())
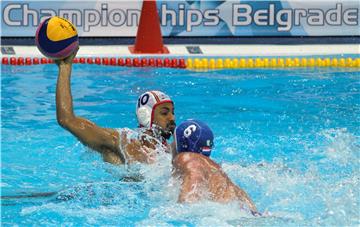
top-left (23, 4), bottom-right (38, 26)
top-left (161, 4), bottom-right (176, 26)
top-left (344, 9), bottom-right (358, 25)
top-left (204, 9), bottom-right (219, 26)
top-left (325, 3), bottom-right (341, 25)
top-left (276, 9), bottom-right (292, 31)
top-left (127, 9), bottom-right (140, 26)
top-left (233, 4), bottom-right (252, 26)
top-left (84, 9), bottom-right (100, 32)
top-left (101, 3), bottom-right (108, 26)
top-left (269, 4), bottom-right (275, 25)
top-left (254, 9), bottom-right (268, 26)
top-left (178, 4), bottom-right (185, 26)
top-left (3, 4), bottom-right (21, 26)
top-left (187, 9), bottom-right (202, 32)
top-left (294, 9), bottom-right (307, 26)
top-left (1, 2), bottom-right (358, 35)
top-left (108, 9), bottom-right (126, 26)
top-left (308, 9), bottom-right (324, 25)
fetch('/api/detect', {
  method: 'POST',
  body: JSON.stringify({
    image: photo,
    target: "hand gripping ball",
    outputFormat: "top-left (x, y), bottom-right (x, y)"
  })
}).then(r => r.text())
top-left (35, 16), bottom-right (79, 59)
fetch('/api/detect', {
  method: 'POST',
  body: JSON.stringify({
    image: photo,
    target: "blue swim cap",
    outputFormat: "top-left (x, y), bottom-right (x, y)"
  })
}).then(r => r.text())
top-left (175, 119), bottom-right (214, 157)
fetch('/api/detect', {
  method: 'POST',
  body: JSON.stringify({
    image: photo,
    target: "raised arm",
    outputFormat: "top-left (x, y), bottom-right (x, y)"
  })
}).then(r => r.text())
top-left (55, 49), bottom-right (124, 164)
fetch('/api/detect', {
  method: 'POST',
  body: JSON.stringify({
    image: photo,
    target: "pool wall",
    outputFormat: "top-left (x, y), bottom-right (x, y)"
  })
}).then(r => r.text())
top-left (1, 44), bottom-right (360, 69)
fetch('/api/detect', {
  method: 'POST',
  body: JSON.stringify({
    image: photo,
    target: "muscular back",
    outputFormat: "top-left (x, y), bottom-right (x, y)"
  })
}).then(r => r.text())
top-left (173, 152), bottom-right (257, 212)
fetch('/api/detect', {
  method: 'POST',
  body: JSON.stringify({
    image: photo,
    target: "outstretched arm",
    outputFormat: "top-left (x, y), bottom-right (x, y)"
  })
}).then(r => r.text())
top-left (55, 49), bottom-right (124, 163)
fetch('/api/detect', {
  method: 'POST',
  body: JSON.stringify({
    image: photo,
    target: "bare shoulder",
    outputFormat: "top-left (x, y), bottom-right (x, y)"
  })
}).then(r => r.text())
top-left (174, 152), bottom-right (200, 164)
top-left (173, 153), bottom-right (205, 170)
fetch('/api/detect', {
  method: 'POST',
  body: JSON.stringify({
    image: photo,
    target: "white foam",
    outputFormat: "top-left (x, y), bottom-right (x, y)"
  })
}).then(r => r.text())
top-left (320, 128), bottom-right (359, 165)
top-left (18, 128), bottom-right (359, 226)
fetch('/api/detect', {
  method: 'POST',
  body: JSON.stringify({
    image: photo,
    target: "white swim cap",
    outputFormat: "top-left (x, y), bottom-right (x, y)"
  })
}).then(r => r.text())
top-left (136, 91), bottom-right (173, 128)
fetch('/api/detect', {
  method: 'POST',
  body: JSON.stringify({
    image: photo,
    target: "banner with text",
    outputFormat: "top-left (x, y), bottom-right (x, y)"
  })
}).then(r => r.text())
top-left (1, 0), bottom-right (359, 37)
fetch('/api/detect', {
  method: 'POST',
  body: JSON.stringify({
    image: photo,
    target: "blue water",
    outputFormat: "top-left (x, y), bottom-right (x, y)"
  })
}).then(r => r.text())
top-left (1, 63), bottom-right (359, 226)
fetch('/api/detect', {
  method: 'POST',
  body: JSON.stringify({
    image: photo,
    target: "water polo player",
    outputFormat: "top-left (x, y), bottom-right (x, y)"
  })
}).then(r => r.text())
top-left (55, 49), bottom-right (175, 165)
top-left (172, 119), bottom-right (259, 215)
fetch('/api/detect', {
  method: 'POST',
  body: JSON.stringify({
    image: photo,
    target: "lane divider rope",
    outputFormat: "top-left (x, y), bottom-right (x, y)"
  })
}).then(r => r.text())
top-left (2, 57), bottom-right (359, 68)
top-left (186, 57), bottom-right (360, 69)
top-left (1, 57), bottom-right (186, 68)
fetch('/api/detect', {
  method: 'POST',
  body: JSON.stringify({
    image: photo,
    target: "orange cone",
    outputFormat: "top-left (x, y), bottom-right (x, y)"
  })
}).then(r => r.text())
top-left (129, 0), bottom-right (169, 54)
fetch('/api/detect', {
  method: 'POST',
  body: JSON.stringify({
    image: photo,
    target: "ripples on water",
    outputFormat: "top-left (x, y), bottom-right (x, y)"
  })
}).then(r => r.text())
top-left (5, 128), bottom-right (358, 226)
top-left (1, 65), bottom-right (359, 226)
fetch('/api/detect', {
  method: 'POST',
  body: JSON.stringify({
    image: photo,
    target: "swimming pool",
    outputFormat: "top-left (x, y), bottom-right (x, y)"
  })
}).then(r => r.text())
top-left (1, 62), bottom-right (359, 226)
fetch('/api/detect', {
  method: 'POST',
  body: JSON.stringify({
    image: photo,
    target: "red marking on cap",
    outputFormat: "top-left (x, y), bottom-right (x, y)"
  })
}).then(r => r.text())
top-left (149, 91), bottom-right (161, 103)
top-left (201, 147), bottom-right (212, 152)
top-left (150, 100), bottom-right (174, 128)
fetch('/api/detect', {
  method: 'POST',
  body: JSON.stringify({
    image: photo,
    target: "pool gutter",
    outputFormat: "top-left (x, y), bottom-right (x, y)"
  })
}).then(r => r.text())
top-left (2, 44), bottom-right (360, 58)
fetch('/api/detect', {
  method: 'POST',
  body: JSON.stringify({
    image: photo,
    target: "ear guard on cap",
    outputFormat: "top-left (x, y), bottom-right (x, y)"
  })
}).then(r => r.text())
top-left (136, 106), bottom-right (151, 128)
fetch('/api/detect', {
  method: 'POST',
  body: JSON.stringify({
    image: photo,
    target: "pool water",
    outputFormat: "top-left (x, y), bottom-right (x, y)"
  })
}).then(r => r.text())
top-left (1, 63), bottom-right (359, 226)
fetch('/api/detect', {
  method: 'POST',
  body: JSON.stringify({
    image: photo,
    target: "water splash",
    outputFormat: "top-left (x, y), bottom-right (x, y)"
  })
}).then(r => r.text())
top-left (318, 128), bottom-right (359, 166)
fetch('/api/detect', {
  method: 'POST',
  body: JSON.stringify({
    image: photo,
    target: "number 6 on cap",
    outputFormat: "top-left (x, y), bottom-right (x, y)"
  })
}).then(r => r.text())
top-left (184, 125), bottom-right (197, 138)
